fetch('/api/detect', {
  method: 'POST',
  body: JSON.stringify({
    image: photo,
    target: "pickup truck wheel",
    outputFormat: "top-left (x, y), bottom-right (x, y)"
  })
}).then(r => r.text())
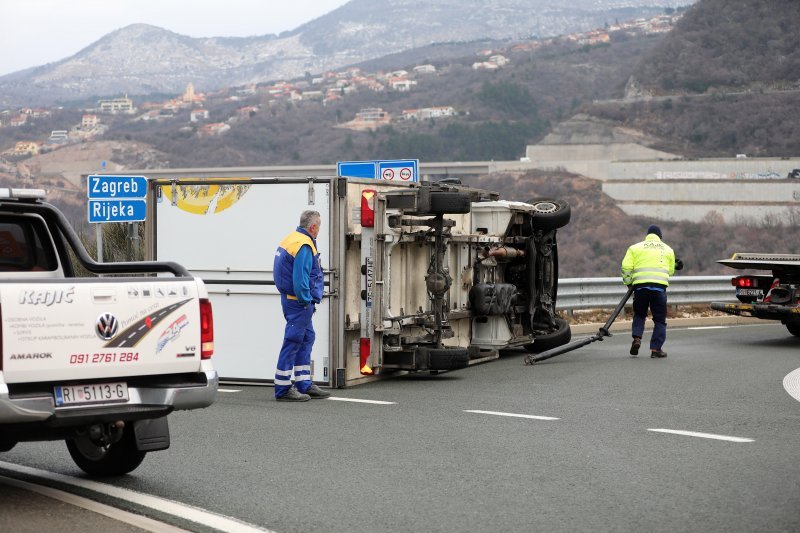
top-left (429, 192), bottom-right (471, 214)
top-left (427, 348), bottom-right (470, 370)
top-left (527, 199), bottom-right (571, 230)
top-left (524, 317), bottom-right (571, 353)
top-left (786, 320), bottom-right (800, 337)
top-left (66, 427), bottom-right (146, 476)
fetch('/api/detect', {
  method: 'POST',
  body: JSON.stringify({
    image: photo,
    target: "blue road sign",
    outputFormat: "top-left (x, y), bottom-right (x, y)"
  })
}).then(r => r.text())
top-left (87, 175), bottom-right (147, 199)
top-left (337, 161), bottom-right (378, 179)
top-left (88, 199), bottom-right (146, 223)
top-left (337, 160), bottom-right (419, 182)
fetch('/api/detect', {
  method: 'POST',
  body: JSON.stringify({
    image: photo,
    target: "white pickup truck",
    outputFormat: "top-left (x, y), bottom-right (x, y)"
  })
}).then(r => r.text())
top-left (0, 188), bottom-right (218, 476)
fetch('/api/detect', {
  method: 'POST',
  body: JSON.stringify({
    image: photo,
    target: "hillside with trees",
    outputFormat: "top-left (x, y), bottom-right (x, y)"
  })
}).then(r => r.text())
top-left (584, 0), bottom-right (800, 157)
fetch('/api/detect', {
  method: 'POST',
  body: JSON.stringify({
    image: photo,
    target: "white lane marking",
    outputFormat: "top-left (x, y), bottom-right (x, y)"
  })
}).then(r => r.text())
top-left (782, 367), bottom-right (800, 403)
top-left (217, 388), bottom-right (241, 393)
top-left (0, 474), bottom-right (187, 532)
top-left (648, 429), bottom-right (753, 443)
top-left (687, 326), bottom-right (729, 330)
top-left (465, 410), bottom-right (560, 421)
top-left (326, 397), bottom-right (397, 405)
top-left (0, 461), bottom-right (272, 532)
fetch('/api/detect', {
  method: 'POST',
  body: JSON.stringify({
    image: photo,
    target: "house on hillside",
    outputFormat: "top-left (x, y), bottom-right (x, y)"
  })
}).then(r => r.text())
top-left (48, 130), bottom-right (69, 144)
top-left (197, 123), bottom-right (230, 137)
top-left (190, 109), bottom-right (209, 122)
top-left (97, 95), bottom-right (136, 114)
top-left (9, 115), bottom-right (27, 127)
top-left (390, 78), bottom-right (417, 92)
top-left (81, 114), bottom-right (98, 129)
top-left (413, 64), bottom-right (436, 74)
top-left (340, 108), bottom-right (391, 131)
top-left (402, 106), bottom-right (456, 120)
top-left (237, 106), bottom-right (259, 119)
top-left (14, 141), bottom-right (42, 156)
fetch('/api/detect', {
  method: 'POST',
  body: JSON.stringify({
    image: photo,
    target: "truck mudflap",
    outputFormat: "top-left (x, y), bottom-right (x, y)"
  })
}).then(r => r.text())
top-left (710, 301), bottom-right (800, 320)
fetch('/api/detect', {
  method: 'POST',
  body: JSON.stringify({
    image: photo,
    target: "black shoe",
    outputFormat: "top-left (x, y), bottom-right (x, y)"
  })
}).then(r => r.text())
top-left (651, 350), bottom-right (667, 358)
top-left (305, 384), bottom-right (331, 399)
top-left (276, 387), bottom-right (310, 402)
top-left (630, 338), bottom-right (641, 356)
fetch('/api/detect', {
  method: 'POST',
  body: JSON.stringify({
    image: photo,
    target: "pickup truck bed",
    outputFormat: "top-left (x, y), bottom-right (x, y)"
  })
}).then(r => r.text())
top-left (0, 188), bottom-right (217, 476)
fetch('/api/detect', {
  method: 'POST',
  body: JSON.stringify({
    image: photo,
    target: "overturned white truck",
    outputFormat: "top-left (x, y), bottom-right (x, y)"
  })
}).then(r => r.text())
top-left (142, 172), bottom-right (571, 387)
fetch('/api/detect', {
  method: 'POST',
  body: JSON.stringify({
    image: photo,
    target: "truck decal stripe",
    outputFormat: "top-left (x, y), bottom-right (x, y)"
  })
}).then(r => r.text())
top-left (104, 298), bottom-right (194, 348)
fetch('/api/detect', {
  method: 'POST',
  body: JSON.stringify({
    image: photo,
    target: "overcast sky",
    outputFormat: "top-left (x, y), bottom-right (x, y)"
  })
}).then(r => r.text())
top-left (0, 0), bottom-right (350, 76)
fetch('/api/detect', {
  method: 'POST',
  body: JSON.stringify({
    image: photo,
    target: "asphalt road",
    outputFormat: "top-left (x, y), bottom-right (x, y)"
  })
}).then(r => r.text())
top-left (1, 322), bottom-right (799, 532)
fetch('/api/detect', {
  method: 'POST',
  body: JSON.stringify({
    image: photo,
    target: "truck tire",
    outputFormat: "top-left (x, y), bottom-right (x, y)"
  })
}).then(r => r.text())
top-left (66, 426), bottom-right (147, 476)
top-left (786, 320), bottom-right (800, 337)
top-left (423, 348), bottom-right (470, 370)
top-left (527, 199), bottom-right (571, 230)
top-left (524, 317), bottom-right (571, 353)
top-left (429, 192), bottom-right (471, 214)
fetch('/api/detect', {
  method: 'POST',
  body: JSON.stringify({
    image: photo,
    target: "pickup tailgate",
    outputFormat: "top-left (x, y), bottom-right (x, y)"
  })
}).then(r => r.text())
top-left (2, 279), bottom-right (204, 383)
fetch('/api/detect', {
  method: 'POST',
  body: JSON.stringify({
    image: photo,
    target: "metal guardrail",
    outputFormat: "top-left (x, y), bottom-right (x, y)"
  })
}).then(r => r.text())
top-left (556, 276), bottom-right (735, 311)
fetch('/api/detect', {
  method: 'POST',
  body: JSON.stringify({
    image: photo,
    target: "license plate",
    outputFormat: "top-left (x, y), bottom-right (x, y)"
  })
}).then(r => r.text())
top-left (54, 382), bottom-right (129, 407)
top-left (736, 288), bottom-right (763, 297)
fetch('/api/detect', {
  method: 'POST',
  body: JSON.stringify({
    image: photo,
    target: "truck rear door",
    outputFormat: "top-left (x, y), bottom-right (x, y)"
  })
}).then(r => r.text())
top-left (150, 178), bottom-right (333, 384)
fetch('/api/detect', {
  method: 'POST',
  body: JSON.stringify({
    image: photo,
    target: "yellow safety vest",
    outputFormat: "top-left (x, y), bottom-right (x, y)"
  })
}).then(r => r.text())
top-left (621, 234), bottom-right (675, 287)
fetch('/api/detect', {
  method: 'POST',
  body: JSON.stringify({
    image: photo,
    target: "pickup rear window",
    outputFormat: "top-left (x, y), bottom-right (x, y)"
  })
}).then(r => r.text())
top-left (0, 216), bottom-right (58, 272)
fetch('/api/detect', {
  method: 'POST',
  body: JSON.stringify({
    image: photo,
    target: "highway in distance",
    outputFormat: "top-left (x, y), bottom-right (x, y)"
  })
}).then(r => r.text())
top-left (1, 322), bottom-right (798, 533)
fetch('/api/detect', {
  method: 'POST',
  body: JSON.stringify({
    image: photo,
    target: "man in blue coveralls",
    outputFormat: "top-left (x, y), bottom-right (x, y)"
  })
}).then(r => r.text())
top-left (272, 210), bottom-right (331, 401)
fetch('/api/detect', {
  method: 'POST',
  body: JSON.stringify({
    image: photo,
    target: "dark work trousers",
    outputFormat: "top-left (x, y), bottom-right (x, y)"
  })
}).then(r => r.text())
top-left (631, 287), bottom-right (667, 351)
top-left (274, 295), bottom-right (315, 398)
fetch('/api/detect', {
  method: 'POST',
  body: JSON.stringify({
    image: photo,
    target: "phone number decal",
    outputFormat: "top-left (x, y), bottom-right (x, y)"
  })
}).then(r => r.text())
top-left (69, 352), bottom-right (139, 365)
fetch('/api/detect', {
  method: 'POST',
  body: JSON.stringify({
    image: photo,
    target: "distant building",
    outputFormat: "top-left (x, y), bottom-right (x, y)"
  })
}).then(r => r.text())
top-left (14, 141), bottom-right (42, 155)
top-left (97, 95), bottom-right (136, 114)
top-left (402, 106), bottom-right (455, 120)
top-left (237, 106), bottom-right (259, 119)
top-left (9, 115), bottom-right (27, 127)
top-left (48, 130), bottom-right (69, 144)
top-left (190, 109), bottom-right (209, 122)
top-left (197, 123), bottom-right (230, 137)
top-left (413, 64), bottom-right (436, 74)
top-left (390, 78), bottom-right (417, 92)
top-left (340, 108), bottom-right (391, 131)
top-left (81, 114), bottom-right (98, 129)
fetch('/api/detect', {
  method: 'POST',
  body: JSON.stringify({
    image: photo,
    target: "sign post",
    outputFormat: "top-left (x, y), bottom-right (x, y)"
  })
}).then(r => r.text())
top-left (87, 175), bottom-right (147, 262)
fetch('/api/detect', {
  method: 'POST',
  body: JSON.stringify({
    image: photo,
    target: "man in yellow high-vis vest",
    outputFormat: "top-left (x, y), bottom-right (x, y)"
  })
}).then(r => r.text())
top-left (621, 225), bottom-right (676, 358)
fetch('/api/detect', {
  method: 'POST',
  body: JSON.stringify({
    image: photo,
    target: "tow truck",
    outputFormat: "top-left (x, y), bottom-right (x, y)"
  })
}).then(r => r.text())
top-left (710, 253), bottom-right (800, 337)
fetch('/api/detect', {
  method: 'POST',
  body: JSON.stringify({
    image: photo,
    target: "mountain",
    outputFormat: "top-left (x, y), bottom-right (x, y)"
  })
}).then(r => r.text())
top-left (0, 0), bottom-right (692, 107)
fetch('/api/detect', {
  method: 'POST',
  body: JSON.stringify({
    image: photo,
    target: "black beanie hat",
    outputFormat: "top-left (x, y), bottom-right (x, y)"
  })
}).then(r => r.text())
top-left (647, 224), bottom-right (662, 239)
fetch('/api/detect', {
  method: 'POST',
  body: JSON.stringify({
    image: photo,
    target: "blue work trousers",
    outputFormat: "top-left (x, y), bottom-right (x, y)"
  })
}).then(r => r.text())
top-left (631, 288), bottom-right (667, 351)
top-left (274, 295), bottom-right (315, 398)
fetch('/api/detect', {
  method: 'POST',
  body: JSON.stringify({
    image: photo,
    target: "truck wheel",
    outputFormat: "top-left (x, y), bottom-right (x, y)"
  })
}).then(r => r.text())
top-left (524, 317), bottom-right (571, 353)
top-left (786, 321), bottom-right (800, 337)
top-left (527, 199), bottom-right (571, 230)
top-left (429, 192), bottom-right (471, 214)
top-left (425, 348), bottom-right (470, 370)
top-left (66, 426), bottom-right (146, 476)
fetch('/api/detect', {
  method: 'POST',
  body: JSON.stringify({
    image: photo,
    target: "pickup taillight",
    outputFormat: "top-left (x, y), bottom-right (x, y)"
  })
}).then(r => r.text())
top-left (200, 298), bottom-right (214, 359)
